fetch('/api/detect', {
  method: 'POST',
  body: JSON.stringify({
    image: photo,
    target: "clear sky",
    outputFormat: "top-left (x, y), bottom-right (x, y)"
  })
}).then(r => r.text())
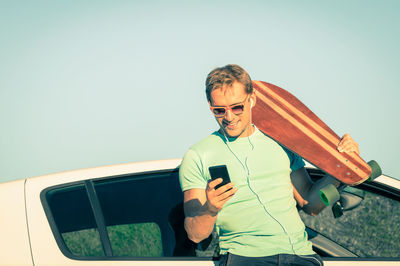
top-left (1, 0), bottom-right (399, 182)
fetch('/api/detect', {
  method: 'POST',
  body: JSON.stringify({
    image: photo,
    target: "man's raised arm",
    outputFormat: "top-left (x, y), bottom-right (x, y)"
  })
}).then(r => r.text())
top-left (291, 133), bottom-right (360, 216)
top-left (183, 179), bottom-right (237, 243)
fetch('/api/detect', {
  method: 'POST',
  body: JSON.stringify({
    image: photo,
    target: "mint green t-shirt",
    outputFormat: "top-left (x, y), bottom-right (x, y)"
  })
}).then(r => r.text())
top-left (179, 128), bottom-right (314, 257)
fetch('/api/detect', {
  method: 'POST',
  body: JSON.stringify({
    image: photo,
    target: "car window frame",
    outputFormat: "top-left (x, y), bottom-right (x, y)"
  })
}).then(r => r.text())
top-left (40, 168), bottom-right (214, 261)
top-left (40, 165), bottom-right (400, 262)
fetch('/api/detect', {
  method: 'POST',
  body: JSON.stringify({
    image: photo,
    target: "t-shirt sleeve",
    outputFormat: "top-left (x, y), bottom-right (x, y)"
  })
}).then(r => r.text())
top-left (179, 148), bottom-right (208, 192)
top-left (281, 146), bottom-right (306, 171)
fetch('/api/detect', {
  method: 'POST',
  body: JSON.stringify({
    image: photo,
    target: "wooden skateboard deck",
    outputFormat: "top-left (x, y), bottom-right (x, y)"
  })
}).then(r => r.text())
top-left (251, 80), bottom-right (372, 185)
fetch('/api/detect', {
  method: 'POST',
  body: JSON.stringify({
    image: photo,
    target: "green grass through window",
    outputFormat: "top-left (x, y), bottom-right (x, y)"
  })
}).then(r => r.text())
top-left (62, 222), bottom-right (163, 257)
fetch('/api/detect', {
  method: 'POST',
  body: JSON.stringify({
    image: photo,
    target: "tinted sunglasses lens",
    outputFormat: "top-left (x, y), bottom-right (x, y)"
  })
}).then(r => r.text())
top-left (213, 108), bottom-right (226, 116)
top-left (231, 104), bottom-right (244, 114)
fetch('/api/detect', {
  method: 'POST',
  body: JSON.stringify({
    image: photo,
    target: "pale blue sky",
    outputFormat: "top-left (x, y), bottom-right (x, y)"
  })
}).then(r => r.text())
top-left (1, 0), bottom-right (399, 182)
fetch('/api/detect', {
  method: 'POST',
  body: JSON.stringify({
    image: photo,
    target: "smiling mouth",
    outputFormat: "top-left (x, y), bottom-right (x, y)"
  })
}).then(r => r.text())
top-left (224, 121), bottom-right (238, 130)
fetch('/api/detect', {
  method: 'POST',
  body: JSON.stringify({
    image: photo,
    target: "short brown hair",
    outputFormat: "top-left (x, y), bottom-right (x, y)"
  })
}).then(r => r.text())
top-left (205, 64), bottom-right (253, 103)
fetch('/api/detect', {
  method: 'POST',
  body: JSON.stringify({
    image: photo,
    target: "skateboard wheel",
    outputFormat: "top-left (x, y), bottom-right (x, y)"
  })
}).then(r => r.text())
top-left (368, 160), bottom-right (382, 181)
top-left (319, 184), bottom-right (340, 206)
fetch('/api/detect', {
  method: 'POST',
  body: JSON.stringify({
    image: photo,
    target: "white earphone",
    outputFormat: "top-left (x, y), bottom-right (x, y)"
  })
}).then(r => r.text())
top-left (250, 98), bottom-right (254, 108)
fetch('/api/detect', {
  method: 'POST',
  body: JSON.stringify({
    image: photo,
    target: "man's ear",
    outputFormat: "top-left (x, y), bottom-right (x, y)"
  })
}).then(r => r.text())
top-left (250, 93), bottom-right (256, 108)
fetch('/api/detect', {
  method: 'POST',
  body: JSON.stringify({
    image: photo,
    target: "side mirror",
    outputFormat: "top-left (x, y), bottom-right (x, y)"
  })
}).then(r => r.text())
top-left (332, 191), bottom-right (364, 218)
top-left (341, 191), bottom-right (364, 211)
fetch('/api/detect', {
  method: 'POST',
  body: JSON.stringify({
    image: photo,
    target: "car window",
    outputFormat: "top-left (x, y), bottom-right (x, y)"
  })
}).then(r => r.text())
top-left (300, 185), bottom-right (400, 257)
top-left (62, 222), bottom-right (163, 257)
top-left (41, 169), bottom-right (206, 259)
top-left (106, 222), bottom-right (162, 257)
top-left (93, 173), bottom-right (179, 257)
top-left (45, 183), bottom-right (105, 257)
top-left (63, 228), bottom-right (104, 257)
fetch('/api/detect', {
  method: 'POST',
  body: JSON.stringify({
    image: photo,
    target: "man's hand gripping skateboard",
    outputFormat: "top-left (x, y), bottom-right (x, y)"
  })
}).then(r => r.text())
top-left (293, 133), bottom-right (360, 216)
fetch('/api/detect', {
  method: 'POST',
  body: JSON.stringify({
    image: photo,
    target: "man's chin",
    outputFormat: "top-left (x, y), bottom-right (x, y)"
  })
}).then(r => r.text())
top-left (221, 128), bottom-right (241, 138)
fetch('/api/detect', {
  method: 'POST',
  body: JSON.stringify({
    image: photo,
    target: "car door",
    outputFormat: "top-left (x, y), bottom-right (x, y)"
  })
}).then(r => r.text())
top-left (25, 160), bottom-right (400, 265)
top-left (25, 159), bottom-right (215, 265)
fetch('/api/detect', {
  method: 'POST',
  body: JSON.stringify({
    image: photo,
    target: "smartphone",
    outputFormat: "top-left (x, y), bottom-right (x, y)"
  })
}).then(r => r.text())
top-left (209, 165), bottom-right (231, 190)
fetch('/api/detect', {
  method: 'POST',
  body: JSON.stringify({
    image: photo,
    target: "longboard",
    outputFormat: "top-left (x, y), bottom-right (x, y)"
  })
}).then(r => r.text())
top-left (251, 80), bottom-right (380, 188)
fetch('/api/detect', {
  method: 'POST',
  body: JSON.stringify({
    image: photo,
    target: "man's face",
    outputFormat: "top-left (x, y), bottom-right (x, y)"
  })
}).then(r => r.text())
top-left (209, 81), bottom-right (255, 138)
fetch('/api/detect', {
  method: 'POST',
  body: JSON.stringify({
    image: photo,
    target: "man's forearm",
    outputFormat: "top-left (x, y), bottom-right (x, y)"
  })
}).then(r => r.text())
top-left (291, 167), bottom-right (340, 216)
top-left (184, 205), bottom-right (218, 243)
top-left (183, 180), bottom-right (237, 243)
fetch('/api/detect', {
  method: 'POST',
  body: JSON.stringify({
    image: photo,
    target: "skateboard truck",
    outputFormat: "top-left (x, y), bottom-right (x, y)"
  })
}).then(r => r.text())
top-left (319, 160), bottom-right (382, 218)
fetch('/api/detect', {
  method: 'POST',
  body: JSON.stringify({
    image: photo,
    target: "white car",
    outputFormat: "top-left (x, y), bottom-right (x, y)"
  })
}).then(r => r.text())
top-left (1, 159), bottom-right (399, 265)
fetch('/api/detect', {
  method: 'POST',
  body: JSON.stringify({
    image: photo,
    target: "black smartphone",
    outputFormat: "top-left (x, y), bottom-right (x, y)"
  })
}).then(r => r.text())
top-left (209, 165), bottom-right (231, 189)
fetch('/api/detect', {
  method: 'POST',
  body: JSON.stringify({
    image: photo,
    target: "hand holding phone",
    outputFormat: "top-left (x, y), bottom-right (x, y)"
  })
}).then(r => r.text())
top-left (206, 165), bottom-right (236, 214)
top-left (209, 165), bottom-right (231, 190)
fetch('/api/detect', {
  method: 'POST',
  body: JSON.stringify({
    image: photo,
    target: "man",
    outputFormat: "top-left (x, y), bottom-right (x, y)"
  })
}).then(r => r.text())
top-left (179, 64), bottom-right (359, 265)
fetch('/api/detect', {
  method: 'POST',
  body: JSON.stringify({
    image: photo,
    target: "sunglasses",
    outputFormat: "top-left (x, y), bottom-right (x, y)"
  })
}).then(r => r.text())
top-left (210, 96), bottom-right (249, 117)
